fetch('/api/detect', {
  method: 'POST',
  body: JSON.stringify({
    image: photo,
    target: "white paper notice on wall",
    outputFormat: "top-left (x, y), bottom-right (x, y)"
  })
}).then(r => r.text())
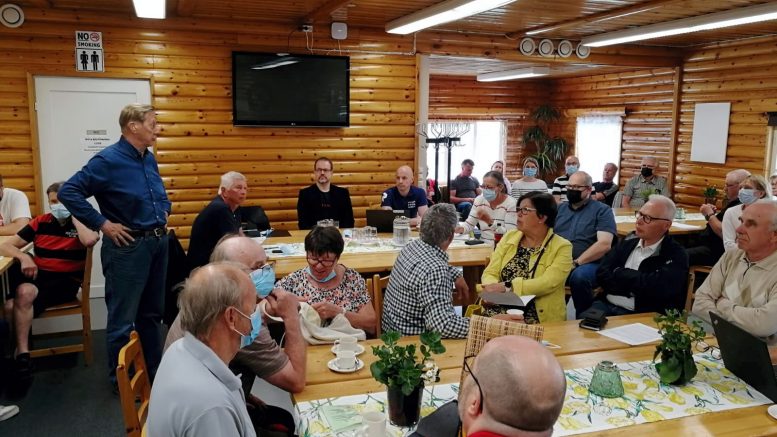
top-left (691, 102), bottom-right (731, 164)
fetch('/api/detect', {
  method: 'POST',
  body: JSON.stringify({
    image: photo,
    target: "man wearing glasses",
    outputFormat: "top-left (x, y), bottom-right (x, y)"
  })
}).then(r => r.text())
top-left (459, 336), bottom-right (566, 437)
top-left (554, 171), bottom-right (617, 318)
top-left (594, 195), bottom-right (689, 316)
top-left (296, 157), bottom-right (355, 230)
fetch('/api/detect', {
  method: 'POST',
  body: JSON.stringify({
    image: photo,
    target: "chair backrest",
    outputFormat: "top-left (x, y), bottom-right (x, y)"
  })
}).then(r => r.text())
top-left (686, 265), bottom-right (711, 312)
top-left (117, 331), bottom-right (151, 437)
top-left (460, 315), bottom-right (544, 386)
top-left (369, 274), bottom-right (389, 338)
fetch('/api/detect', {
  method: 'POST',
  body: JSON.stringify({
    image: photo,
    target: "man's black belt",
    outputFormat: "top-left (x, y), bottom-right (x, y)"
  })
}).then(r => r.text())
top-left (127, 227), bottom-right (167, 238)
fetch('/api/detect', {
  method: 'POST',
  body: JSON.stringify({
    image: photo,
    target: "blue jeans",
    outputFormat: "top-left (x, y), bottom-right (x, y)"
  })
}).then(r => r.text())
top-left (103, 234), bottom-right (168, 383)
top-left (456, 202), bottom-right (472, 221)
top-left (567, 262), bottom-right (600, 318)
top-left (591, 300), bottom-right (634, 317)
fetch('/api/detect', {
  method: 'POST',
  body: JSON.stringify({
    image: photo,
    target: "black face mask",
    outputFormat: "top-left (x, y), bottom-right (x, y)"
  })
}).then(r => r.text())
top-left (641, 167), bottom-right (653, 178)
top-left (567, 189), bottom-right (583, 204)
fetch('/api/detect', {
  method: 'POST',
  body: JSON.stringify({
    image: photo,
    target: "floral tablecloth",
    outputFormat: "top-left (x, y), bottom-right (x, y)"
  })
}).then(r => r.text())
top-left (296, 353), bottom-right (771, 436)
top-left (554, 352), bottom-right (771, 435)
top-left (295, 383), bottom-right (459, 437)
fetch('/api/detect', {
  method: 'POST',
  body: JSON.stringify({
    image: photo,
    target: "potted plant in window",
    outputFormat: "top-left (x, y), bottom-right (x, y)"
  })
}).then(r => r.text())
top-left (653, 309), bottom-right (706, 385)
top-left (702, 186), bottom-right (719, 206)
top-left (370, 331), bottom-right (446, 427)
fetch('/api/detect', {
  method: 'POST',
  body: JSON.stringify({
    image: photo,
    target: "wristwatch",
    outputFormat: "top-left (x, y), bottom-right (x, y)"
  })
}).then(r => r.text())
top-left (573, 260), bottom-right (580, 268)
top-left (704, 213), bottom-right (714, 221)
top-left (503, 281), bottom-right (512, 291)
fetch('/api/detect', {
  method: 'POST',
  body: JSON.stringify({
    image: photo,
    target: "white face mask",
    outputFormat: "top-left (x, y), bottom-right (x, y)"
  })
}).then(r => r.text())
top-left (50, 203), bottom-right (71, 221)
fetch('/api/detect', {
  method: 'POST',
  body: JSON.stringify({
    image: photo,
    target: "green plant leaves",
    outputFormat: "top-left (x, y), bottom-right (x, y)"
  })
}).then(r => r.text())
top-left (371, 330), bottom-right (445, 392)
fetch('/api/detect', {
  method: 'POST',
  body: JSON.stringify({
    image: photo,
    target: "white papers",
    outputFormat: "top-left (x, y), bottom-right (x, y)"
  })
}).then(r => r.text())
top-left (521, 294), bottom-right (536, 304)
top-left (671, 222), bottom-right (703, 230)
top-left (598, 323), bottom-right (661, 346)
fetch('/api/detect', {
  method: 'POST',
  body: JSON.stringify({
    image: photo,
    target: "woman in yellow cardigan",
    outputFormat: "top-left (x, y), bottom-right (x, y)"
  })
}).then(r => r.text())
top-left (481, 191), bottom-right (573, 323)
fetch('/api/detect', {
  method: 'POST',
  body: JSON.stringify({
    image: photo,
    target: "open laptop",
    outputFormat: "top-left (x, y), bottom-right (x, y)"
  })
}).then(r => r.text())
top-left (710, 312), bottom-right (777, 402)
top-left (365, 209), bottom-right (407, 233)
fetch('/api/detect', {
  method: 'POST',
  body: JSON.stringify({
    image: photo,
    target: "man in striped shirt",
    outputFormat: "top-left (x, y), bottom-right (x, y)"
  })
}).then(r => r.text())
top-left (0, 182), bottom-right (99, 383)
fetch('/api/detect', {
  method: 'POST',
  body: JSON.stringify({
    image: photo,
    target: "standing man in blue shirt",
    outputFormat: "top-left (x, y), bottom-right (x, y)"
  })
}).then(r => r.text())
top-left (59, 103), bottom-right (171, 389)
top-left (381, 165), bottom-right (428, 226)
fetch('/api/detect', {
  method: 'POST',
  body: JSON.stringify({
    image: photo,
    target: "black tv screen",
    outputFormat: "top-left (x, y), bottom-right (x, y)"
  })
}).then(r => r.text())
top-left (232, 52), bottom-right (350, 127)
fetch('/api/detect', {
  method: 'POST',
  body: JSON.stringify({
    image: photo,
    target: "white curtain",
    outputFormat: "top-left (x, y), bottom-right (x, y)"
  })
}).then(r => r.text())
top-left (575, 115), bottom-right (623, 182)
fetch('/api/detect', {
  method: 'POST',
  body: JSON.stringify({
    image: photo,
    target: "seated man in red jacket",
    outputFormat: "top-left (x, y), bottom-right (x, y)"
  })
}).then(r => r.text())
top-left (0, 182), bottom-right (99, 382)
top-left (595, 195), bottom-right (689, 316)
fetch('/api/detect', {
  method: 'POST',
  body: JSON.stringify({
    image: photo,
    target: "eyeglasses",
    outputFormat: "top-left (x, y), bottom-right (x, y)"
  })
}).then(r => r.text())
top-left (306, 255), bottom-right (337, 267)
top-left (566, 185), bottom-right (590, 191)
top-left (517, 206), bottom-right (537, 215)
top-left (635, 211), bottom-right (671, 224)
top-left (315, 168), bottom-right (332, 173)
top-left (463, 355), bottom-right (484, 414)
top-left (695, 340), bottom-right (721, 360)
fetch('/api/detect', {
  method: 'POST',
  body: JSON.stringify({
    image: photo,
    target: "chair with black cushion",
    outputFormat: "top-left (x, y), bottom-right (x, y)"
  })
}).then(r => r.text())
top-left (241, 205), bottom-right (271, 232)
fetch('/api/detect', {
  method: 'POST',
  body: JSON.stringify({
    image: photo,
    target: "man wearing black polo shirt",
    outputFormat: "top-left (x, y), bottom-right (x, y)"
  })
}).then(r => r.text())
top-left (381, 165), bottom-right (428, 226)
top-left (0, 182), bottom-right (98, 383)
top-left (188, 171), bottom-right (247, 269)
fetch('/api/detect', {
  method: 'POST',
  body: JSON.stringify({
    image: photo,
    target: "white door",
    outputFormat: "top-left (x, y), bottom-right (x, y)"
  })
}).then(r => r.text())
top-left (34, 76), bottom-right (151, 331)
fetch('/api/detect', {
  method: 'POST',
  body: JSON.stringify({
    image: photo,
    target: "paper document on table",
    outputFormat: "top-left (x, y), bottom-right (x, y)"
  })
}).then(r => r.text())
top-left (319, 404), bottom-right (363, 432)
top-left (598, 323), bottom-right (661, 345)
top-left (671, 222), bottom-right (703, 230)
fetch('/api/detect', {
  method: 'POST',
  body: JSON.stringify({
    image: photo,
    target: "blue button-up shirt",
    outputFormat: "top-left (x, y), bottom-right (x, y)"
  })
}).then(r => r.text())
top-left (59, 136), bottom-right (171, 231)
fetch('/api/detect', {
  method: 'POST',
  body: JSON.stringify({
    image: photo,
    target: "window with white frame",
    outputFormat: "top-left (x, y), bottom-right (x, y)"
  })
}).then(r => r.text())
top-left (424, 120), bottom-right (506, 185)
top-left (575, 115), bottom-right (623, 182)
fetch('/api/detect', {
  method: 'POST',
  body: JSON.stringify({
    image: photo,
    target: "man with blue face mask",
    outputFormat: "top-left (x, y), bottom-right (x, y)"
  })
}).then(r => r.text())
top-left (164, 235), bottom-right (306, 435)
top-left (552, 155), bottom-right (580, 204)
top-left (0, 182), bottom-right (99, 386)
top-left (149, 262), bottom-right (258, 437)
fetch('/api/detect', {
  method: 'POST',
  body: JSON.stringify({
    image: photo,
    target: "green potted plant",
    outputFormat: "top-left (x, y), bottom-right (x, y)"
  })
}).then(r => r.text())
top-left (653, 309), bottom-right (706, 385)
top-left (639, 187), bottom-right (657, 202)
top-left (702, 186), bottom-right (719, 206)
top-left (370, 331), bottom-right (446, 427)
top-left (524, 104), bottom-right (568, 178)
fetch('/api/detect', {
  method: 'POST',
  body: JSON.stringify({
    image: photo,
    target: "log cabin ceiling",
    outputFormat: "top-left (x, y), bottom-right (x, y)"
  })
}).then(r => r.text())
top-left (13, 0), bottom-right (777, 77)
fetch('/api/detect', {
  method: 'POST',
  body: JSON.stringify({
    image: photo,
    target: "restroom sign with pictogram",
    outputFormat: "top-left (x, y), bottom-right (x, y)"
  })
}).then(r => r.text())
top-left (75, 31), bottom-right (104, 72)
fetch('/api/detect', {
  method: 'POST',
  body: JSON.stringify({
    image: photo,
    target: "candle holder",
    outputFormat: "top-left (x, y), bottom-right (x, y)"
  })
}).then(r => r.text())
top-left (589, 360), bottom-right (624, 398)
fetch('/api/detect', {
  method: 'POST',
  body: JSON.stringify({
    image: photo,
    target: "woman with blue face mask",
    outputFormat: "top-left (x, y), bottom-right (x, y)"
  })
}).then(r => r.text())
top-left (721, 174), bottom-right (769, 252)
top-left (457, 171), bottom-right (518, 242)
top-left (512, 157), bottom-right (549, 199)
top-left (275, 225), bottom-right (376, 335)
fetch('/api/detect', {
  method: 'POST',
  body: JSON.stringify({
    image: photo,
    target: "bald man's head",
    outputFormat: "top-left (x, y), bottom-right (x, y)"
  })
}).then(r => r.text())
top-left (210, 235), bottom-right (267, 271)
top-left (460, 336), bottom-right (566, 436)
top-left (396, 165), bottom-right (415, 194)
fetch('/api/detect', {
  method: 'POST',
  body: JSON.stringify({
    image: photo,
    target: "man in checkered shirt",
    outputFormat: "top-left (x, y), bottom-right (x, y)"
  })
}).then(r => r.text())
top-left (382, 203), bottom-right (522, 338)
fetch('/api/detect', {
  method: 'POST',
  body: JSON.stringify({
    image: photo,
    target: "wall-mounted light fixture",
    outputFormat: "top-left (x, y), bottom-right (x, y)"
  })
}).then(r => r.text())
top-left (477, 66), bottom-right (550, 82)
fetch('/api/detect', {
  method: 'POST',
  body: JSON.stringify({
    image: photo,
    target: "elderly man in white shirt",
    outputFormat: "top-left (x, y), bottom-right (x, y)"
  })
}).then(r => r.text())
top-left (149, 262), bottom-right (258, 437)
top-left (594, 195), bottom-right (689, 316)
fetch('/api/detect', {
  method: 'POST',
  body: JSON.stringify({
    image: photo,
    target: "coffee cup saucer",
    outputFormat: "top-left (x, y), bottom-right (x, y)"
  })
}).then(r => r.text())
top-left (767, 404), bottom-right (777, 420)
top-left (328, 358), bottom-right (365, 373)
top-left (331, 344), bottom-right (365, 355)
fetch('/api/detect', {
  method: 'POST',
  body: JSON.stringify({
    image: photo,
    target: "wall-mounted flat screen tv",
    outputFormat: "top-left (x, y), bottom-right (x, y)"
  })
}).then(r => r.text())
top-left (232, 52), bottom-right (350, 127)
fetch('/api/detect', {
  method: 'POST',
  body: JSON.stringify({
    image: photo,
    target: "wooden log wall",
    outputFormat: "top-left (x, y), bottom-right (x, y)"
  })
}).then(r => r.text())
top-left (0, 9), bottom-right (418, 249)
top-left (548, 68), bottom-right (677, 191)
top-left (674, 35), bottom-right (777, 206)
top-left (428, 75), bottom-right (548, 183)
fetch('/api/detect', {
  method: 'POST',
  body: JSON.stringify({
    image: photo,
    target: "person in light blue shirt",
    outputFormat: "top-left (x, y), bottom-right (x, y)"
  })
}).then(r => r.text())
top-left (381, 165), bottom-right (428, 226)
top-left (553, 171), bottom-right (616, 318)
top-left (149, 263), bottom-right (257, 437)
top-left (59, 103), bottom-right (171, 388)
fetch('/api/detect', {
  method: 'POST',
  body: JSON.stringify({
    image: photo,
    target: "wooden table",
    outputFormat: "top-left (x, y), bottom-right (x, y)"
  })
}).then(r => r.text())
top-left (264, 230), bottom-right (492, 292)
top-left (613, 208), bottom-right (707, 237)
top-left (300, 313), bottom-right (659, 395)
top-left (298, 339), bottom-right (776, 436)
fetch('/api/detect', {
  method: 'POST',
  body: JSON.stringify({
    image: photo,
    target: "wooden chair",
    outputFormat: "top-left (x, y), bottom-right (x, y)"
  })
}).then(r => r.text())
top-left (686, 265), bottom-right (712, 312)
top-left (370, 274), bottom-right (389, 337)
top-left (29, 246), bottom-right (94, 365)
top-left (117, 331), bottom-right (151, 437)
top-left (460, 315), bottom-right (544, 385)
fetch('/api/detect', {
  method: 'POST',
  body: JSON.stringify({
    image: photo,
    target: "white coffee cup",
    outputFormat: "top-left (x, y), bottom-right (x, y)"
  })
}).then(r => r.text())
top-left (355, 411), bottom-right (387, 437)
top-left (334, 336), bottom-right (359, 352)
top-left (335, 350), bottom-right (357, 370)
top-left (506, 309), bottom-right (524, 317)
